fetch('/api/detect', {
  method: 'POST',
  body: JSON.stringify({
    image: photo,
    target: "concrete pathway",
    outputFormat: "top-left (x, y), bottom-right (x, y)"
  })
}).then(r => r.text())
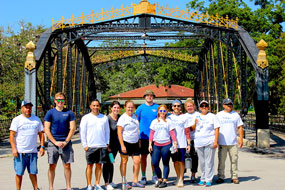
top-left (1, 132), bottom-right (285, 190)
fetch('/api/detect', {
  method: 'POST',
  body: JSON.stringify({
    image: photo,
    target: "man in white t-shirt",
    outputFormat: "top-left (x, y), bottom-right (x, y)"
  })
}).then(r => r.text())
top-left (216, 98), bottom-right (243, 184)
top-left (80, 99), bottom-right (110, 190)
top-left (9, 100), bottom-right (45, 190)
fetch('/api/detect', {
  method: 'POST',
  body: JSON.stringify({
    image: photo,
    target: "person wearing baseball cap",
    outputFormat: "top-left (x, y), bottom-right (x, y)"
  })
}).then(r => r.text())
top-left (10, 100), bottom-right (45, 190)
top-left (216, 98), bottom-right (244, 184)
top-left (136, 89), bottom-right (159, 184)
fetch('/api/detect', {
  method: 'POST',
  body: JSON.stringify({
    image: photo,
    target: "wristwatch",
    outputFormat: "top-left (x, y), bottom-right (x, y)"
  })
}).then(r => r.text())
top-left (64, 140), bottom-right (69, 144)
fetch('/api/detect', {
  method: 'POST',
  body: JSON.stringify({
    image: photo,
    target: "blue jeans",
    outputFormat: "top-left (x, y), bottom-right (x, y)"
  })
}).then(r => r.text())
top-left (152, 144), bottom-right (171, 179)
top-left (14, 153), bottom-right (38, 176)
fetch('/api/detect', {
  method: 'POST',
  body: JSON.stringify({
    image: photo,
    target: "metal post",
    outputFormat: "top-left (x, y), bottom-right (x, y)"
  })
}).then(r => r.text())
top-left (75, 48), bottom-right (80, 115)
top-left (82, 59), bottom-right (87, 113)
top-left (240, 49), bottom-right (247, 116)
top-left (44, 46), bottom-right (51, 110)
top-left (56, 37), bottom-right (63, 93)
top-left (24, 41), bottom-right (37, 115)
top-left (217, 42), bottom-right (223, 111)
top-left (67, 44), bottom-right (73, 110)
top-left (227, 46), bottom-right (234, 101)
top-left (209, 42), bottom-right (215, 112)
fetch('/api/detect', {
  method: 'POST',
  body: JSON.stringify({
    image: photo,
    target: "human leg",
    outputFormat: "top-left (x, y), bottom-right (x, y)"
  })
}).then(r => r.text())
top-left (47, 142), bottom-right (60, 190)
top-left (204, 144), bottom-right (216, 183)
top-left (217, 145), bottom-right (228, 180)
top-left (63, 163), bottom-right (72, 189)
top-left (120, 154), bottom-right (128, 177)
top-left (29, 174), bottom-right (38, 190)
top-left (190, 140), bottom-right (198, 176)
top-left (196, 146), bottom-right (205, 183)
top-left (95, 163), bottom-right (102, 185)
top-left (161, 144), bottom-right (171, 180)
top-left (132, 155), bottom-right (141, 183)
top-left (86, 164), bottom-right (94, 186)
top-left (48, 164), bottom-right (57, 190)
top-left (228, 145), bottom-right (238, 180)
top-left (152, 145), bottom-right (162, 179)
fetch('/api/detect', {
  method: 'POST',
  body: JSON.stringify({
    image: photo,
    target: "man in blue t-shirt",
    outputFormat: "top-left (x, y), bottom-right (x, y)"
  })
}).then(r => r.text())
top-left (44, 92), bottom-right (76, 190)
top-left (136, 89), bottom-right (159, 184)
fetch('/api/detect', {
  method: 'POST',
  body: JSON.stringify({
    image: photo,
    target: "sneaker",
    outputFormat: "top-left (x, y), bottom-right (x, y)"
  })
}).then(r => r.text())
top-left (216, 178), bottom-right (224, 184)
top-left (191, 176), bottom-right (196, 183)
top-left (205, 182), bottom-right (211, 187)
top-left (198, 181), bottom-right (205, 186)
top-left (94, 185), bottom-right (104, 190)
top-left (152, 175), bottom-right (159, 184)
top-left (106, 184), bottom-right (114, 190)
top-left (232, 178), bottom-right (239, 184)
top-left (155, 180), bottom-right (161, 188)
top-left (86, 185), bottom-right (93, 190)
top-left (176, 179), bottom-right (184, 187)
top-left (110, 182), bottom-right (118, 188)
top-left (140, 177), bottom-right (147, 185)
top-left (159, 181), bottom-right (167, 188)
top-left (131, 182), bottom-right (145, 188)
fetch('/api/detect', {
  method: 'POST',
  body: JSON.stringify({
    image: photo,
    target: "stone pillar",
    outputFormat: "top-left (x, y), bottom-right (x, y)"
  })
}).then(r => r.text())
top-left (256, 39), bottom-right (270, 148)
top-left (24, 41), bottom-right (37, 115)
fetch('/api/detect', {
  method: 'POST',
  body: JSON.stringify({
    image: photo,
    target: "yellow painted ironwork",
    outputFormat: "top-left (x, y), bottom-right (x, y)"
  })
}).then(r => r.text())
top-left (25, 41), bottom-right (36, 71)
top-left (52, 0), bottom-right (238, 31)
top-left (256, 39), bottom-right (268, 69)
top-left (91, 50), bottom-right (198, 64)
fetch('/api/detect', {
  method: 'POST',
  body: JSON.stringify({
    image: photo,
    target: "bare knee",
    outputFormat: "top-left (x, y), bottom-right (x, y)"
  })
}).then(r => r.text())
top-left (49, 164), bottom-right (57, 171)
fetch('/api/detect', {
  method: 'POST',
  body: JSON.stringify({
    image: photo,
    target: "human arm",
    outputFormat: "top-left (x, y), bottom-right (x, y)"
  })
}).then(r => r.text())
top-left (9, 130), bottom-right (18, 157)
top-left (44, 121), bottom-right (64, 148)
top-left (62, 120), bottom-right (76, 148)
top-left (213, 127), bottom-right (219, 149)
top-left (105, 117), bottom-right (110, 151)
top-left (238, 126), bottom-right (243, 148)
top-left (169, 129), bottom-right (178, 152)
top-left (38, 131), bottom-right (45, 156)
top-left (148, 129), bottom-right (155, 152)
top-left (117, 126), bottom-right (126, 153)
top-left (190, 118), bottom-right (199, 131)
top-left (185, 127), bottom-right (191, 151)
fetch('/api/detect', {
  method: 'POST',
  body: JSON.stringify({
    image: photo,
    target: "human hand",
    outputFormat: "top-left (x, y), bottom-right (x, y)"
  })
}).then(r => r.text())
top-left (174, 144), bottom-right (178, 152)
top-left (239, 139), bottom-right (243, 148)
top-left (121, 145), bottom-right (127, 154)
top-left (12, 148), bottom-right (18, 157)
top-left (148, 145), bottom-right (153, 152)
top-left (186, 145), bottom-right (191, 152)
top-left (55, 141), bottom-right (64, 148)
top-left (213, 142), bottom-right (218, 149)
top-left (84, 146), bottom-right (89, 151)
top-left (39, 148), bottom-right (45, 156)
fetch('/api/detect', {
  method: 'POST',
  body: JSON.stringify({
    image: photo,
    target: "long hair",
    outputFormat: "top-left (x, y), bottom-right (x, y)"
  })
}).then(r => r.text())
top-left (157, 104), bottom-right (168, 122)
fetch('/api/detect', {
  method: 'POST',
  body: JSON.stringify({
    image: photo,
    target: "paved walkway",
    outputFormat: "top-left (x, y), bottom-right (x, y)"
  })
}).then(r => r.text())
top-left (1, 132), bottom-right (285, 190)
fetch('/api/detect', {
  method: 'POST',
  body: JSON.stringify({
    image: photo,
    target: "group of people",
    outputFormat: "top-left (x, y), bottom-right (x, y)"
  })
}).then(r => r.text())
top-left (9, 90), bottom-right (244, 190)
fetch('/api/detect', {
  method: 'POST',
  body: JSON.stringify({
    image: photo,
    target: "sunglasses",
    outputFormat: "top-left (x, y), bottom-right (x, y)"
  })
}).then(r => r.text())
top-left (224, 104), bottom-right (233, 106)
top-left (200, 104), bottom-right (208, 108)
top-left (159, 110), bottom-right (167, 113)
top-left (56, 99), bottom-right (65, 103)
top-left (173, 105), bottom-right (181, 108)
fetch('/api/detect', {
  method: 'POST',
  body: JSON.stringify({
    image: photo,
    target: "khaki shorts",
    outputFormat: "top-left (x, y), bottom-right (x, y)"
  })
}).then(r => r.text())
top-left (47, 141), bottom-right (74, 164)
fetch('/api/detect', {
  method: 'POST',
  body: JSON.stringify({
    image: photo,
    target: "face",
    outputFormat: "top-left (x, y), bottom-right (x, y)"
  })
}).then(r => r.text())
top-left (21, 105), bottom-right (32, 117)
top-left (186, 102), bottom-right (195, 114)
top-left (172, 103), bottom-right (181, 115)
top-left (199, 104), bottom-right (209, 114)
top-left (223, 104), bottom-right (233, 112)
top-left (90, 101), bottom-right (100, 114)
top-left (111, 104), bottom-right (120, 115)
top-left (54, 95), bottom-right (65, 108)
top-left (125, 102), bottom-right (134, 116)
top-left (158, 107), bottom-right (167, 118)
top-left (145, 94), bottom-right (154, 104)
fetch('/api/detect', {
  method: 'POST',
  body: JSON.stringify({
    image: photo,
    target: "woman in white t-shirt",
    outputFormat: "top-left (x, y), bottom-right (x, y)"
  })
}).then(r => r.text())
top-left (167, 99), bottom-right (191, 187)
top-left (117, 100), bottom-right (144, 188)
top-left (192, 100), bottom-right (220, 187)
top-left (148, 104), bottom-right (177, 188)
top-left (183, 98), bottom-right (200, 183)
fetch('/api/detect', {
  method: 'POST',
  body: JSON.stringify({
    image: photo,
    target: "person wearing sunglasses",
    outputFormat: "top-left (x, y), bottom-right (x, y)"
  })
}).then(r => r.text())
top-left (44, 92), bottom-right (76, 190)
top-left (148, 105), bottom-right (178, 188)
top-left (168, 99), bottom-right (191, 187)
top-left (216, 98), bottom-right (243, 184)
top-left (190, 100), bottom-right (220, 187)
top-left (183, 98), bottom-right (200, 183)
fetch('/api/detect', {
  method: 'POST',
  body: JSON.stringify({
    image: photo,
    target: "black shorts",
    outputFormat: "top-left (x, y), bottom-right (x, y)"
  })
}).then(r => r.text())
top-left (171, 148), bottom-right (186, 162)
top-left (86, 147), bottom-right (108, 164)
top-left (140, 139), bottom-right (150, 155)
top-left (119, 141), bottom-right (140, 156)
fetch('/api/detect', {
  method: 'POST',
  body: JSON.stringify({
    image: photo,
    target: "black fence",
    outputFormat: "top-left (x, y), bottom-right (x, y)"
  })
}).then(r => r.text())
top-left (0, 119), bottom-right (12, 141)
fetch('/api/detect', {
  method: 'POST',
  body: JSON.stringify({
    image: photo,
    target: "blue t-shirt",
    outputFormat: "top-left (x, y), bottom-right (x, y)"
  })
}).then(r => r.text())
top-left (136, 103), bottom-right (159, 140)
top-left (44, 108), bottom-right (76, 141)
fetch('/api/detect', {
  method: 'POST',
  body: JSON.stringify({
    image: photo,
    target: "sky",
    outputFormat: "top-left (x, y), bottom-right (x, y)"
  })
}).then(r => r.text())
top-left (0, 0), bottom-right (258, 32)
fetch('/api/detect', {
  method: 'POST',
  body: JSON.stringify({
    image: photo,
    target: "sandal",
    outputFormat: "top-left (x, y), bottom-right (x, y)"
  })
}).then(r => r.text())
top-left (132, 182), bottom-right (145, 188)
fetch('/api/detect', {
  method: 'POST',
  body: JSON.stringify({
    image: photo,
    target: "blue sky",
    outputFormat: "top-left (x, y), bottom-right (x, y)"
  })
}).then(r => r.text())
top-left (0, 0), bottom-right (258, 32)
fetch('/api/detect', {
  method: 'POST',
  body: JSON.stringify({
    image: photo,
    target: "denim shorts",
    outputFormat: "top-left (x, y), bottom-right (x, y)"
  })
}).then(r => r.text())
top-left (171, 148), bottom-right (186, 162)
top-left (14, 153), bottom-right (38, 176)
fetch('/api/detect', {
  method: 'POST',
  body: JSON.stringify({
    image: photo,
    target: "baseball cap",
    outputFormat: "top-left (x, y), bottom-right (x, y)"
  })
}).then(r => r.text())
top-left (223, 98), bottom-right (233, 105)
top-left (21, 100), bottom-right (33, 107)
top-left (143, 89), bottom-right (156, 98)
top-left (199, 100), bottom-right (209, 106)
top-left (172, 99), bottom-right (182, 105)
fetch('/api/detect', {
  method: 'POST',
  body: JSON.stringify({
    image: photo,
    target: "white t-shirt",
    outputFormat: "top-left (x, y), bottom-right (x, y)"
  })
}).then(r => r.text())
top-left (191, 112), bottom-right (220, 148)
top-left (9, 114), bottom-right (44, 153)
top-left (117, 113), bottom-right (139, 143)
top-left (216, 110), bottom-right (244, 145)
top-left (150, 118), bottom-right (175, 144)
top-left (80, 113), bottom-right (110, 148)
top-left (183, 111), bottom-right (200, 140)
top-left (168, 114), bottom-right (189, 148)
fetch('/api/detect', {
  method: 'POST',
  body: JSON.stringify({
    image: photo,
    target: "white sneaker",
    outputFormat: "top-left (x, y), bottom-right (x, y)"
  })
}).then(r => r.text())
top-left (94, 184), bottom-right (104, 190)
top-left (109, 182), bottom-right (117, 188)
top-left (106, 184), bottom-right (114, 190)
